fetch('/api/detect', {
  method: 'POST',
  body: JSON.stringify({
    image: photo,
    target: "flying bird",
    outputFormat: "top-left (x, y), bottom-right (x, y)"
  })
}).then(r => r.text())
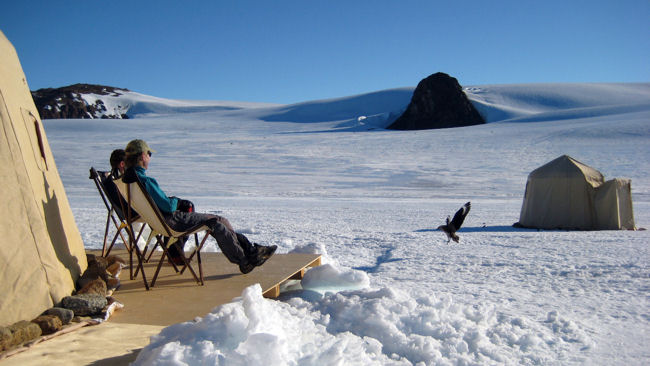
top-left (438, 202), bottom-right (471, 243)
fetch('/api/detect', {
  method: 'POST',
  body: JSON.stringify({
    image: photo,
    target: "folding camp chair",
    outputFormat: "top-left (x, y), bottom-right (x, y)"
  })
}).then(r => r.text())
top-left (90, 167), bottom-right (130, 256)
top-left (114, 175), bottom-right (210, 288)
top-left (89, 167), bottom-right (150, 279)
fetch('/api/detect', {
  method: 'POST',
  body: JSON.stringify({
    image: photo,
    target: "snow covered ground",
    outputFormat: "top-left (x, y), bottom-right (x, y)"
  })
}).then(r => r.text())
top-left (43, 83), bottom-right (650, 365)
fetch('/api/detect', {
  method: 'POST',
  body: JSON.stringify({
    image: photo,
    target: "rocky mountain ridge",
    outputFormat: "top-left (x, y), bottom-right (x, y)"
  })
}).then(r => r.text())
top-left (31, 84), bottom-right (130, 119)
top-left (30, 74), bottom-right (484, 129)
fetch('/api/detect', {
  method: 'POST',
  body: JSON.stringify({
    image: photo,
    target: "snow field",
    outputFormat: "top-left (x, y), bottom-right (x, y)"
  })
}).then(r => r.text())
top-left (45, 82), bottom-right (649, 365)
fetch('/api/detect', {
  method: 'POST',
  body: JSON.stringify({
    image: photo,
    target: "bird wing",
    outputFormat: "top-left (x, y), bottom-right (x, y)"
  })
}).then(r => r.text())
top-left (450, 202), bottom-right (471, 230)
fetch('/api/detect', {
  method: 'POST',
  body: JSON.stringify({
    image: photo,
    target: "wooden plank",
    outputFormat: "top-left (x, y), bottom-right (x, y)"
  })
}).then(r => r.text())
top-left (289, 268), bottom-right (306, 280)
top-left (264, 285), bottom-right (280, 298)
top-left (90, 250), bottom-right (320, 326)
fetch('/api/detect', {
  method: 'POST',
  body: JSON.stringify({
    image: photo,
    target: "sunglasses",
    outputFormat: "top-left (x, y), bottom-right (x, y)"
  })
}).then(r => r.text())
top-left (147, 151), bottom-right (152, 157)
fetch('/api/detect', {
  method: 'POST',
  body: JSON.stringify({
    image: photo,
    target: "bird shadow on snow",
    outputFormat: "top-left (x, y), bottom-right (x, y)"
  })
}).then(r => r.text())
top-left (354, 246), bottom-right (404, 273)
top-left (415, 225), bottom-right (534, 233)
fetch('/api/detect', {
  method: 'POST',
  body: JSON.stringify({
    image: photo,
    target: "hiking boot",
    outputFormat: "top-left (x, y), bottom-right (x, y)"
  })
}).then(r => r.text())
top-left (167, 242), bottom-right (186, 266)
top-left (252, 244), bottom-right (277, 267)
top-left (167, 254), bottom-right (186, 266)
top-left (239, 261), bottom-right (255, 274)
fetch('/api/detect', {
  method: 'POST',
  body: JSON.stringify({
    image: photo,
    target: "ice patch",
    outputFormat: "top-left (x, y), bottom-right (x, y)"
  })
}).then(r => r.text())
top-left (300, 264), bottom-right (370, 294)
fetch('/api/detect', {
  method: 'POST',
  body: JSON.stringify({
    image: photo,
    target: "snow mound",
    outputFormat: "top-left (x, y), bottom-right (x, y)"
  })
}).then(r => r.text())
top-left (133, 285), bottom-right (592, 365)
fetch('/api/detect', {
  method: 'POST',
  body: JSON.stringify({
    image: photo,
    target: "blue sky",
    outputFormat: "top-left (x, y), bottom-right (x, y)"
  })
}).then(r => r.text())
top-left (2, 1), bottom-right (648, 104)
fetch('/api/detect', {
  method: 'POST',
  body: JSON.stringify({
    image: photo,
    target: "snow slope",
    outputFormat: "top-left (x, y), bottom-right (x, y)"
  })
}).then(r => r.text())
top-left (465, 83), bottom-right (650, 123)
top-left (43, 82), bottom-right (650, 365)
top-left (80, 90), bottom-right (279, 118)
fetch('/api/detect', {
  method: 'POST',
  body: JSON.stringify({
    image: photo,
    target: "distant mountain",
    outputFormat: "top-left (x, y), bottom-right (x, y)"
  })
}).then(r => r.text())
top-left (31, 83), bottom-right (131, 119)
top-left (388, 72), bottom-right (485, 130)
top-left (31, 82), bottom-right (650, 128)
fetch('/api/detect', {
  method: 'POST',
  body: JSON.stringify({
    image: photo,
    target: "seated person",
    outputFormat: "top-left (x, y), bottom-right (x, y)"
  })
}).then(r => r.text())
top-left (100, 149), bottom-right (149, 251)
top-left (109, 148), bottom-right (126, 179)
top-left (104, 149), bottom-right (183, 260)
top-left (123, 139), bottom-right (276, 274)
top-left (101, 149), bottom-right (131, 220)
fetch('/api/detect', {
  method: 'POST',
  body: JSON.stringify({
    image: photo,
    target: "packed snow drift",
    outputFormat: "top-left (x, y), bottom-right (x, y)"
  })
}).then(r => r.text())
top-left (44, 82), bottom-right (650, 365)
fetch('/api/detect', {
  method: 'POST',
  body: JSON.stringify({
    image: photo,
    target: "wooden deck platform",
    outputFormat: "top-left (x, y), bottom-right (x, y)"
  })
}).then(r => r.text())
top-left (97, 249), bottom-right (321, 326)
top-left (0, 250), bottom-right (321, 365)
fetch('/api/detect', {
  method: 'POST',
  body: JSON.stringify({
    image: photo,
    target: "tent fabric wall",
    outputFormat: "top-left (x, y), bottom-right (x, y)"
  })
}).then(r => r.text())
top-left (0, 30), bottom-right (87, 327)
top-left (518, 155), bottom-right (636, 230)
top-left (595, 178), bottom-right (635, 230)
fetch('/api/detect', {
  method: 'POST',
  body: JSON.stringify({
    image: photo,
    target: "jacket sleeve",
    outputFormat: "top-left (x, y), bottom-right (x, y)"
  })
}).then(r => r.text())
top-left (141, 175), bottom-right (178, 214)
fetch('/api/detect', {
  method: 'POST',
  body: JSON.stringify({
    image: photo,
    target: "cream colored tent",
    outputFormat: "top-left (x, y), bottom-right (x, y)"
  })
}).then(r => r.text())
top-left (518, 155), bottom-right (635, 230)
top-left (0, 30), bottom-right (87, 327)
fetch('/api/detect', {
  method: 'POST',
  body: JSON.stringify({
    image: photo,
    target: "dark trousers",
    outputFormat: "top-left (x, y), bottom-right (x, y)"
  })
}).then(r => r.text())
top-left (164, 211), bottom-right (256, 265)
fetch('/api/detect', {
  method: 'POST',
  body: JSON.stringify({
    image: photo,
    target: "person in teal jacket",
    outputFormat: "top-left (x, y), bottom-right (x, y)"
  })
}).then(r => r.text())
top-left (123, 139), bottom-right (276, 274)
top-left (133, 164), bottom-right (178, 214)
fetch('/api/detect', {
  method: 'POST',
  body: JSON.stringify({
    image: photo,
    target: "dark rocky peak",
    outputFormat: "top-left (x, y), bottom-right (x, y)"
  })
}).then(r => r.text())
top-left (388, 72), bottom-right (485, 130)
top-left (31, 83), bottom-right (130, 119)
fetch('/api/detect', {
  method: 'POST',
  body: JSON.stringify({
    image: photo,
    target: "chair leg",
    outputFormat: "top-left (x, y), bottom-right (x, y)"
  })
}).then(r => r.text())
top-left (140, 232), bottom-right (155, 262)
top-left (145, 237), bottom-right (161, 263)
top-left (132, 224), bottom-right (146, 249)
top-left (138, 231), bottom-right (209, 287)
top-left (150, 255), bottom-right (165, 288)
top-left (125, 223), bottom-right (149, 290)
top-left (180, 232), bottom-right (209, 285)
top-left (104, 230), bottom-right (121, 258)
top-left (180, 233), bottom-right (201, 273)
top-left (129, 244), bottom-right (134, 280)
top-left (101, 214), bottom-right (111, 257)
top-left (124, 225), bottom-right (135, 280)
top-left (150, 237), bottom-right (179, 287)
top-left (198, 248), bottom-right (203, 286)
top-left (119, 227), bottom-right (132, 253)
top-left (125, 224), bottom-right (148, 285)
top-left (179, 253), bottom-right (201, 285)
top-left (132, 243), bottom-right (149, 291)
top-left (183, 233), bottom-right (203, 264)
top-left (127, 224), bottom-right (134, 280)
